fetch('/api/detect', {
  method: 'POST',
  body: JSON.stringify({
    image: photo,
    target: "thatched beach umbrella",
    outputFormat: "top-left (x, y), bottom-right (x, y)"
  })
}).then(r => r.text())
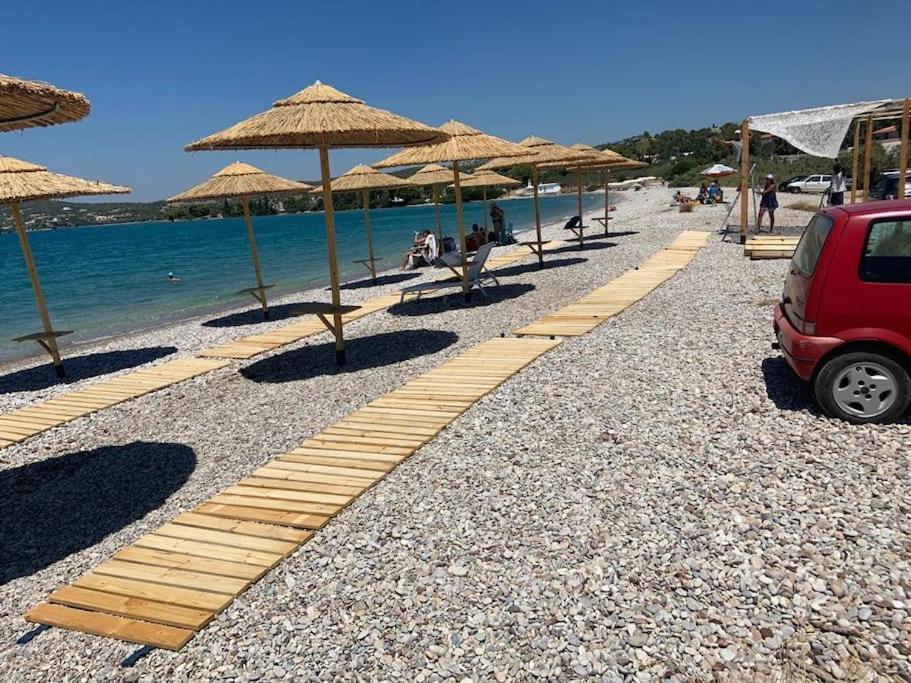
top-left (376, 120), bottom-right (528, 297)
top-left (0, 74), bottom-right (90, 132)
top-left (168, 162), bottom-right (313, 319)
top-left (0, 156), bottom-right (130, 376)
top-left (480, 137), bottom-right (590, 265)
top-left (452, 169), bottom-right (520, 231)
top-left (540, 143), bottom-right (646, 238)
top-left (185, 81), bottom-right (446, 364)
top-left (329, 164), bottom-right (415, 284)
top-left (406, 164), bottom-right (476, 242)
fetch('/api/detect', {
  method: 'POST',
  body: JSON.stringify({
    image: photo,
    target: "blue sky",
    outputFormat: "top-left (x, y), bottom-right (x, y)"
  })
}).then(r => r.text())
top-left (3, 0), bottom-right (909, 201)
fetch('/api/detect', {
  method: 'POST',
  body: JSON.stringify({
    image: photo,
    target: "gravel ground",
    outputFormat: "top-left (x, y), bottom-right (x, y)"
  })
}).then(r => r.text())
top-left (1, 188), bottom-right (908, 682)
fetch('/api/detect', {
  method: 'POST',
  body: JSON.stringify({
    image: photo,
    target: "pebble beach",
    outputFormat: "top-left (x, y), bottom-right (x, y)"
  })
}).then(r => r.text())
top-left (1, 188), bottom-right (909, 681)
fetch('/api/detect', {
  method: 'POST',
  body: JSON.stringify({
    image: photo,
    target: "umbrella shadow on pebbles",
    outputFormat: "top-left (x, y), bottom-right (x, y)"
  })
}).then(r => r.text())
top-left (339, 272), bottom-right (420, 291)
top-left (0, 346), bottom-right (177, 394)
top-left (548, 240), bottom-right (617, 255)
top-left (386, 283), bottom-right (535, 318)
top-left (240, 328), bottom-right (458, 384)
top-left (202, 303), bottom-right (310, 328)
top-left (0, 441), bottom-right (196, 585)
top-left (493, 257), bottom-right (586, 278)
top-left (761, 356), bottom-right (818, 412)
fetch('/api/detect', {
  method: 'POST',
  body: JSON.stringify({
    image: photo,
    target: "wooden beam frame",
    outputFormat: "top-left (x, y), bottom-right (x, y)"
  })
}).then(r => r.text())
top-left (318, 144), bottom-right (346, 365)
top-left (851, 120), bottom-right (860, 203)
top-left (739, 119), bottom-right (750, 244)
top-left (361, 189), bottom-right (378, 284)
top-left (899, 98), bottom-right (910, 200)
top-left (863, 113), bottom-right (873, 203)
top-left (240, 195), bottom-right (270, 319)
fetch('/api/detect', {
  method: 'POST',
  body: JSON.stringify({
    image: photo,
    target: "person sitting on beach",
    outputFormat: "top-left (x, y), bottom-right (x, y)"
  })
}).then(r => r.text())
top-left (564, 215), bottom-right (582, 230)
top-left (707, 180), bottom-right (723, 203)
top-left (673, 191), bottom-right (692, 205)
top-left (466, 224), bottom-right (487, 252)
top-left (402, 230), bottom-right (438, 269)
top-left (697, 184), bottom-right (709, 204)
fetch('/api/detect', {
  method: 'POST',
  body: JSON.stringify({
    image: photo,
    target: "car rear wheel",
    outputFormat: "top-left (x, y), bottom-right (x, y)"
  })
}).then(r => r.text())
top-left (814, 352), bottom-right (911, 424)
top-left (789, 187), bottom-right (801, 193)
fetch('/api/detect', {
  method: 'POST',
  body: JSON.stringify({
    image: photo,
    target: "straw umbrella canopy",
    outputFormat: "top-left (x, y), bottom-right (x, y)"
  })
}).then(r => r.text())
top-left (0, 74), bottom-right (91, 132)
top-left (406, 164), bottom-right (476, 241)
top-left (185, 81), bottom-right (446, 365)
top-left (479, 137), bottom-right (591, 265)
top-left (539, 143), bottom-right (647, 237)
top-left (451, 169), bottom-right (520, 231)
top-left (0, 156), bottom-right (130, 376)
top-left (168, 162), bottom-right (314, 319)
top-left (376, 120), bottom-right (529, 297)
top-left (328, 164), bottom-right (416, 284)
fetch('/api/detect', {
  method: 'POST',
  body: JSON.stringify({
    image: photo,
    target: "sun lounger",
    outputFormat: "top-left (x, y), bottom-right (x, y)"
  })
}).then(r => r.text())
top-left (400, 242), bottom-right (499, 302)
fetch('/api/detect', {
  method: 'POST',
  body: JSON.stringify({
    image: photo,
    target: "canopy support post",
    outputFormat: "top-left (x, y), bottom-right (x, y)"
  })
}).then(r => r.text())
top-left (432, 185), bottom-right (443, 242)
top-left (899, 98), bottom-right (910, 200)
top-left (12, 202), bottom-right (64, 377)
top-left (851, 119), bottom-right (860, 204)
top-left (318, 144), bottom-right (345, 365)
top-left (739, 119), bottom-right (750, 244)
top-left (863, 113), bottom-right (873, 203)
top-left (452, 160), bottom-right (470, 301)
top-left (482, 186), bottom-right (489, 231)
top-left (576, 167), bottom-right (585, 250)
top-left (241, 195), bottom-right (270, 320)
top-left (532, 164), bottom-right (544, 267)
top-left (603, 169), bottom-right (610, 236)
top-left (361, 189), bottom-right (377, 284)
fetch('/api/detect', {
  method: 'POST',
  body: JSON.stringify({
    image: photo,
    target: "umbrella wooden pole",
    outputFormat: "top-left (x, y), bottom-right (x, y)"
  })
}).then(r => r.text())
top-left (482, 186), bottom-right (488, 231)
top-left (452, 160), bottom-right (470, 300)
top-left (576, 167), bottom-right (585, 250)
top-left (241, 195), bottom-right (269, 320)
top-left (851, 120), bottom-right (860, 204)
top-left (863, 113), bottom-right (873, 202)
top-left (12, 202), bottom-right (64, 376)
top-left (603, 169), bottom-right (610, 236)
top-left (532, 164), bottom-right (544, 267)
top-left (319, 144), bottom-right (346, 365)
top-left (739, 119), bottom-right (750, 244)
top-left (899, 98), bottom-right (910, 200)
top-left (433, 185), bottom-right (443, 242)
top-left (361, 189), bottom-right (377, 283)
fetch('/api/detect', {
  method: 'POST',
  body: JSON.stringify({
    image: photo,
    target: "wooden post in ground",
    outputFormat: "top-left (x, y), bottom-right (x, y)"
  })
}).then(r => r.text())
top-left (532, 164), bottom-right (544, 267)
top-left (12, 202), bottom-right (64, 376)
top-left (452, 159), bottom-right (470, 299)
top-left (899, 98), bottom-right (910, 200)
top-left (240, 195), bottom-right (269, 320)
top-left (603, 168), bottom-right (610, 236)
top-left (576, 167), bottom-right (585, 249)
top-left (851, 119), bottom-right (860, 203)
top-left (863, 113), bottom-right (873, 203)
top-left (432, 185), bottom-right (443, 242)
top-left (318, 144), bottom-right (345, 365)
top-left (482, 186), bottom-right (489, 231)
top-left (361, 189), bottom-right (377, 284)
top-left (739, 119), bottom-right (750, 244)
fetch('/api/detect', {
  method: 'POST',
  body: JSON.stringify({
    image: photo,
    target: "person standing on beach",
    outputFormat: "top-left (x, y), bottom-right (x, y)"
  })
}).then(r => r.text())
top-left (828, 162), bottom-right (847, 206)
top-left (757, 175), bottom-right (778, 233)
top-left (490, 202), bottom-right (504, 243)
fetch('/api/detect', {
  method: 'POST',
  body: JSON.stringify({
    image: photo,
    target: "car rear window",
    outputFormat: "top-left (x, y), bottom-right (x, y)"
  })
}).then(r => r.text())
top-left (861, 218), bottom-right (911, 283)
top-left (792, 213), bottom-right (834, 276)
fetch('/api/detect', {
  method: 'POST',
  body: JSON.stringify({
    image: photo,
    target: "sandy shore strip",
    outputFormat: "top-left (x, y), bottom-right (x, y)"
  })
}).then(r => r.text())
top-left (1, 189), bottom-right (908, 681)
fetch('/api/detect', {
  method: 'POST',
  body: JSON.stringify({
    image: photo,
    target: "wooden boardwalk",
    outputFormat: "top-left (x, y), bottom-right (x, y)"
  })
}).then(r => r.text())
top-left (744, 235), bottom-right (800, 260)
top-left (26, 337), bottom-right (561, 650)
top-left (513, 231), bottom-right (709, 337)
top-left (0, 359), bottom-right (229, 450)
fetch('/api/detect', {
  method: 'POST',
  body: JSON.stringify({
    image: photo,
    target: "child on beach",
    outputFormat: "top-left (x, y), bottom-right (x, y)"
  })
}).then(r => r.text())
top-left (828, 162), bottom-right (847, 206)
top-left (757, 175), bottom-right (778, 233)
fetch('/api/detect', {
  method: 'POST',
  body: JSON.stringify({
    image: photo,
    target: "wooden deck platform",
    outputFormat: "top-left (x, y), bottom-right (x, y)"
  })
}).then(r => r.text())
top-left (744, 235), bottom-right (800, 260)
top-left (0, 358), bottom-right (229, 450)
top-left (513, 231), bottom-right (710, 337)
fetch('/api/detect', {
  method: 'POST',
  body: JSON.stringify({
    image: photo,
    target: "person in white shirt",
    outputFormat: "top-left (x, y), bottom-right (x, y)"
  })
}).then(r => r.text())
top-left (829, 162), bottom-right (847, 206)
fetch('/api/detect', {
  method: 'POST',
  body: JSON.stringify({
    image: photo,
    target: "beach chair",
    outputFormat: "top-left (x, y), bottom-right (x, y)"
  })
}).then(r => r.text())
top-left (399, 242), bottom-right (499, 302)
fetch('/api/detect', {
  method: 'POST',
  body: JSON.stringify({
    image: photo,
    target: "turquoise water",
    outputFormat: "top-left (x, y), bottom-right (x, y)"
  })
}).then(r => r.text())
top-left (0, 194), bottom-right (603, 361)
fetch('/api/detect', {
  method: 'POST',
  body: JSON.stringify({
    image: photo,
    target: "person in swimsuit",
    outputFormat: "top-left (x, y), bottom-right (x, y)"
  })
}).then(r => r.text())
top-left (757, 175), bottom-right (778, 233)
top-left (167, 272), bottom-right (181, 283)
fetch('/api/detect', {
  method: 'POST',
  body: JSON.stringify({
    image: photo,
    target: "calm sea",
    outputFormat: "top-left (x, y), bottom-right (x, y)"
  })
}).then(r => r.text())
top-left (0, 193), bottom-right (603, 361)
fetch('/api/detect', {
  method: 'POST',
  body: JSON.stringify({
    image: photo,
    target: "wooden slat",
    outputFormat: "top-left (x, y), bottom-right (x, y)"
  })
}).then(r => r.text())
top-left (49, 585), bottom-right (214, 630)
top-left (25, 603), bottom-right (194, 651)
top-left (93, 560), bottom-right (249, 596)
top-left (113, 547), bottom-right (267, 581)
top-left (73, 574), bottom-right (233, 612)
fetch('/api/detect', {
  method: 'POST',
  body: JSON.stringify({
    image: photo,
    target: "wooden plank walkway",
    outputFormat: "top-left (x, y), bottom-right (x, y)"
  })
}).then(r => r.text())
top-left (744, 235), bottom-right (800, 260)
top-left (513, 231), bottom-right (710, 337)
top-left (25, 337), bottom-right (561, 650)
top-left (0, 358), bottom-right (229, 450)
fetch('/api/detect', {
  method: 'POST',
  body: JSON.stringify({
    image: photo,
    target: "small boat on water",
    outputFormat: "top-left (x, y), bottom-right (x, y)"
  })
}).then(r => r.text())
top-left (517, 181), bottom-right (562, 197)
top-left (388, 195), bottom-right (407, 206)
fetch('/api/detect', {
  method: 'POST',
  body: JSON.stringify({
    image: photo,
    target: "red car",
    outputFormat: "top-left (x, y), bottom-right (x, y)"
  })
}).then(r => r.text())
top-left (774, 200), bottom-right (911, 423)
